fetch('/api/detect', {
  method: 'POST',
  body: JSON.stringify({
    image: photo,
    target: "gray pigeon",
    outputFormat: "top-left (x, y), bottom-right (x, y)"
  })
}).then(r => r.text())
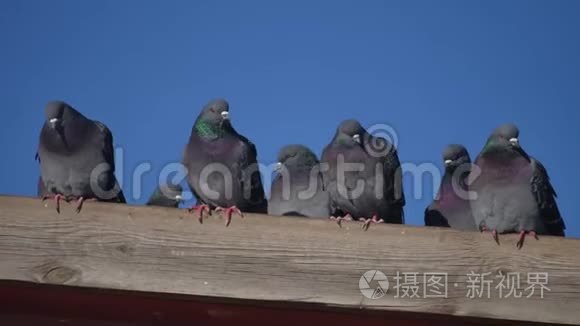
top-left (469, 124), bottom-right (565, 248)
top-left (321, 119), bottom-right (405, 230)
top-left (146, 183), bottom-right (183, 208)
top-left (425, 144), bottom-right (477, 231)
top-left (36, 100), bottom-right (126, 213)
top-left (37, 176), bottom-right (49, 198)
top-left (268, 145), bottom-right (330, 218)
top-left (182, 99), bottom-right (267, 226)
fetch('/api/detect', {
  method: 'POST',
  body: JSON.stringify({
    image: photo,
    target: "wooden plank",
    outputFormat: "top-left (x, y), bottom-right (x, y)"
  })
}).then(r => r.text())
top-left (0, 281), bottom-right (555, 326)
top-left (0, 195), bottom-right (578, 325)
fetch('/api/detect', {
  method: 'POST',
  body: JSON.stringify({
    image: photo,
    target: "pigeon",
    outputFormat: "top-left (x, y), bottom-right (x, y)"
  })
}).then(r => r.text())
top-left (36, 100), bottom-right (126, 213)
top-left (321, 119), bottom-right (405, 230)
top-left (268, 145), bottom-right (330, 218)
top-left (146, 183), bottom-right (183, 208)
top-left (469, 123), bottom-right (565, 248)
top-left (37, 176), bottom-right (48, 198)
top-left (425, 144), bottom-right (477, 231)
top-left (182, 99), bottom-right (267, 226)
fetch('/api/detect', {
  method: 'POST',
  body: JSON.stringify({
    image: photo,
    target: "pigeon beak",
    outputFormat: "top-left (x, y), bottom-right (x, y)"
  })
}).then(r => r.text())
top-left (274, 162), bottom-right (283, 172)
top-left (444, 159), bottom-right (453, 167)
top-left (49, 118), bottom-right (60, 129)
top-left (221, 111), bottom-right (229, 120)
top-left (509, 137), bottom-right (519, 147)
top-left (352, 134), bottom-right (361, 144)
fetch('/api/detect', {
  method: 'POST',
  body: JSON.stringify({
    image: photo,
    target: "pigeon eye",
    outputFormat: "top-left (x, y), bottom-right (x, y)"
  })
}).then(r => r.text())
top-left (209, 107), bottom-right (216, 113)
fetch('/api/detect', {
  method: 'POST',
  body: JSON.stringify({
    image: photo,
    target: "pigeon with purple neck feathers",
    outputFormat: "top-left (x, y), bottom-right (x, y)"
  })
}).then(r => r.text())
top-left (36, 100), bottom-right (126, 213)
top-left (182, 99), bottom-right (267, 226)
top-left (321, 119), bottom-right (405, 230)
top-left (469, 124), bottom-right (565, 248)
top-left (268, 145), bottom-right (330, 218)
top-left (425, 144), bottom-right (476, 231)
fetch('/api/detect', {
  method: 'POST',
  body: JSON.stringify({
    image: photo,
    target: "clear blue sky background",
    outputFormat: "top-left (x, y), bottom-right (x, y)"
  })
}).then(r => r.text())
top-left (1, 0), bottom-right (578, 237)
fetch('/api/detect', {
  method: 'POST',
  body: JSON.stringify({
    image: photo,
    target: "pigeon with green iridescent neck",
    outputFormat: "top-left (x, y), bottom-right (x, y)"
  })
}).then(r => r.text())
top-left (146, 183), bottom-right (183, 208)
top-left (425, 144), bottom-right (476, 231)
top-left (36, 100), bottom-right (126, 213)
top-left (268, 145), bottom-right (330, 218)
top-left (469, 124), bottom-right (565, 248)
top-left (182, 99), bottom-right (267, 226)
top-left (321, 119), bottom-right (405, 230)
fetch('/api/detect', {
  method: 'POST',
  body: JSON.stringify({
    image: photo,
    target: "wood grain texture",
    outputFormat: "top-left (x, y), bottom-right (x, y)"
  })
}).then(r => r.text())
top-left (0, 195), bottom-right (578, 325)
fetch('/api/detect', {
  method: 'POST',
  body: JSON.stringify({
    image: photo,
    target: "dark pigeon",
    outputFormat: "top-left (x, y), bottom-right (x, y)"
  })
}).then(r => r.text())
top-left (146, 183), bottom-right (183, 208)
top-left (182, 99), bottom-right (267, 226)
top-left (425, 144), bottom-right (477, 231)
top-left (268, 145), bottom-right (330, 218)
top-left (321, 119), bottom-right (405, 230)
top-left (469, 124), bottom-right (565, 248)
top-left (36, 100), bottom-right (126, 213)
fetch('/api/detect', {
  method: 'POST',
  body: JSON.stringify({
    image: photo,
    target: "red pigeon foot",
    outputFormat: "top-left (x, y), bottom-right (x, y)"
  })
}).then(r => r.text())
top-left (359, 214), bottom-right (384, 231)
top-left (188, 204), bottom-right (212, 224)
top-left (42, 194), bottom-right (67, 214)
top-left (516, 230), bottom-right (538, 249)
top-left (215, 206), bottom-right (243, 227)
top-left (329, 213), bottom-right (353, 228)
top-left (75, 197), bottom-right (98, 213)
top-left (480, 225), bottom-right (500, 245)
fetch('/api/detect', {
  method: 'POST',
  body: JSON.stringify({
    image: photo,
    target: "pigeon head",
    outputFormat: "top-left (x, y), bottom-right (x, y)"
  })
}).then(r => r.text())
top-left (442, 144), bottom-right (471, 170)
top-left (194, 99), bottom-right (232, 139)
top-left (275, 145), bottom-right (319, 171)
top-left (159, 182), bottom-right (184, 203)
top-left (161, 183), bottom-right (183, 202)
top-left (492, 123), bottom-right (520, 147)
top-left (482, 124), bottom-right (525, 157)
top-left (335, 119), bottom-right (366, 145)
top-left (44, 100), bottom-right (82, 132)
top-left (198, 98), bottom-right (230, 126)
top-left (147, 182), bottom-right (184, 208)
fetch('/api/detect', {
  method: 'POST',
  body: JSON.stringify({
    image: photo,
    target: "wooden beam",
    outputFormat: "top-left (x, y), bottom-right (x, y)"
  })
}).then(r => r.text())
top-left (0, 281), bottom-right (553, 326)
top-left (0, 196), bottom-right (578, 325)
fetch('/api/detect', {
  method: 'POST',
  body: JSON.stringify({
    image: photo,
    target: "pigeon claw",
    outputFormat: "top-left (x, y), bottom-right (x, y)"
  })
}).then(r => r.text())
top-left (516, 230), bottom-right (538, 250)
top-left (329, 213), bottom-right (353, 228)
top-left (480, 225), bottom-right (500, 245)
top-left (359, 214), bottom-right (384, 231)
top-left (42, 194), bottom-right (66, 214)
top-left (74, 197), bottom-right (97, 214)
top-left (492, 229), bottom-right (499, 245)
top-left (215, 206), bottom-right (243, 227)
top-left (188, 204), bottom-right (211, 224)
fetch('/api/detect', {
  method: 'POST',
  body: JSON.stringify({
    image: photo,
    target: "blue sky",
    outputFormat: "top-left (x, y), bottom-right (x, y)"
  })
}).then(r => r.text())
top-left (1, 0), bottom-right (578, 237)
